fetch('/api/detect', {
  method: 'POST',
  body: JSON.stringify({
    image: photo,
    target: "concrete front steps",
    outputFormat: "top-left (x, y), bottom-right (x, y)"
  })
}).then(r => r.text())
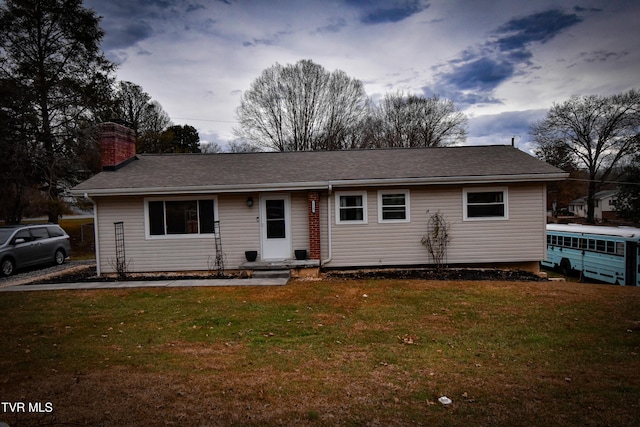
top-left (240, 259), bottom-right (320, 279)
top-left (251, 270), bottom-right (291, 279)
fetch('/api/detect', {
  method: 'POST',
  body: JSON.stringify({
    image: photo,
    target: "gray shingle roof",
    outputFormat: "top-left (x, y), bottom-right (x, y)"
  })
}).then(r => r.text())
top-left (72, 145), bottom-right (567, 196)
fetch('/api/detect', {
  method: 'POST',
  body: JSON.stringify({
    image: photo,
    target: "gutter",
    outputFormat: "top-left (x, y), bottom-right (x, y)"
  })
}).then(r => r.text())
top-left (87, 195), bottom-right (101, 277)
top-left (71, 181), bottom-right (330, 198)
top-left (326, 172), bottom-right (569, 188)
top-left (321, 183), bottom-right (333, 266)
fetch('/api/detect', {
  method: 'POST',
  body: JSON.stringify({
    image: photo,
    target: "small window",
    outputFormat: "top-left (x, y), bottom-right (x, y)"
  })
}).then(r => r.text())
top-left (266, 199), bottom-right (286, 238)
top-left (378, 190), bottom-right (410, 223)
top-left (13, 229), bottom-right (32, 243)
top-left (30, 227), bottom-right (50, 240)
top-left (463, 188), bottom-right (508, 220)
top-left (336, 191), bottom-right (367, 224)
top-left (46, 226), bottom-right (64, 237)
top-left (606, 241), bottom-right (615, 254)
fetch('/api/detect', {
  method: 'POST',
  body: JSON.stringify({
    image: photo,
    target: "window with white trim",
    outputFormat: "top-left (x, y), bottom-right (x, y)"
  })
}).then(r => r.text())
top-left (335, 191), bottom-right (367, 224)
top-left (463, 188), bottom-right (508, 220)
top-left (378, 190), bottom-right (410, 223)
top-left (145, 197), bottom-right (217, 237)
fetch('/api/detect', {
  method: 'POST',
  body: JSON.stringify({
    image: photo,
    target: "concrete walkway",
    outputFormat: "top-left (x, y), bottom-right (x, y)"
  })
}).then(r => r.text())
top-left (0, 277), bottom-right (290, 292)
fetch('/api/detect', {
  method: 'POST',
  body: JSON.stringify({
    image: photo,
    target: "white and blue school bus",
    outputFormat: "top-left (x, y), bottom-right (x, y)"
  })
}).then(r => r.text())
top-left (542, 224), bottom-right (640, 286)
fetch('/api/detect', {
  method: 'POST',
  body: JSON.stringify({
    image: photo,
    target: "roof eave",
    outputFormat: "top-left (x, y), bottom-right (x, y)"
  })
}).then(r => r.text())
top-left (71, 181), bottom-right (330, 197)
top-left (71, 172), bottom-right (568, 198)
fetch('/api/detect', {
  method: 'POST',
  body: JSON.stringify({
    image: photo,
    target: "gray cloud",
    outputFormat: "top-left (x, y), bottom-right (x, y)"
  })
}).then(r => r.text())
top-left (468, 109), bottom-right (548, 138)
top-left (493, 9), bottom-right (582, 51)
top-left (427, 9), bottom-right (583, 107)
top-left (86, 0), bottom-right (199, 53)
top-left (346, 0), bottom-right (429, 24)
top-left (314, 18), bottom-right (348, 34)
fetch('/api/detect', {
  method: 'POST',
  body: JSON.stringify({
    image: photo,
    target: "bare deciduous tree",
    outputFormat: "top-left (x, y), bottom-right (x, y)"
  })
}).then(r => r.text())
top-left (371, 93), bottom-right (468, 148)
top-left (136, 101), bottom-right (172, 153)
top-left (234, 59), bottom-right (368, 151)
top-left (111, 81), bottom-right (173, 153)
top-left (226, 140), bottom-right (262, 153)
top-left (531, 90), bottom-right (640, 223)
top-left (112, 81), bottom-right (152, 135)
top-left (201, 141), bottom-right (223, 154)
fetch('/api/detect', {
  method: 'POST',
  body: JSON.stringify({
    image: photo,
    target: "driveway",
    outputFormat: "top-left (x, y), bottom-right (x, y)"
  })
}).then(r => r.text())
top-left (0, 260), bottom-right (95, 289)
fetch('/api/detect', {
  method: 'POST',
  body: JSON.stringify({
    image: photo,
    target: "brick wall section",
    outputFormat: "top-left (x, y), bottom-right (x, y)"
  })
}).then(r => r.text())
top-left (100, 122), bottom-right (136, 170)
top-left (308, 191), bottom-right (321, 260)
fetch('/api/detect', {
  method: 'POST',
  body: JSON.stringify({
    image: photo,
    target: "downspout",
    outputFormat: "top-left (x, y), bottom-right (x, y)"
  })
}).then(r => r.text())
top-left (321, 183), bottom-right (332, 266)
top-left (87, 194), bottom-right (101, 277)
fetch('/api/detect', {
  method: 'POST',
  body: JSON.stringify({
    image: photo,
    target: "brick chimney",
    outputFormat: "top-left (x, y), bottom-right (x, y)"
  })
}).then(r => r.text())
top-left (99, 121), bottom-right (136, 170)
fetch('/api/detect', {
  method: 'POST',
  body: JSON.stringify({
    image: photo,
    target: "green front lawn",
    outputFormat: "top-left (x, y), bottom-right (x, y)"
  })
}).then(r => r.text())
top-left (1, 278), bottom-right (639, 426)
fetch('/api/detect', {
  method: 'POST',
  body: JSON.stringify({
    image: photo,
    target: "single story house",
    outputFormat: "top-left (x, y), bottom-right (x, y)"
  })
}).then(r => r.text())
top-left (72, 122), bottom-right (567, 276)
top-left (568, 190), bottom-right (619, 221)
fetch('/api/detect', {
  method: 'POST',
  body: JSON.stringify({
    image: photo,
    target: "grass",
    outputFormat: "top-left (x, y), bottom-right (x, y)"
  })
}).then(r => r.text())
top-left (1, 278), bottom-right (639, 426)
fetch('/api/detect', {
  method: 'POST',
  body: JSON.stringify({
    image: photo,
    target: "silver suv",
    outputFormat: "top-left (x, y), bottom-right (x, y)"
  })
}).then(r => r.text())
top-left (0, 224), bottom-right (71, 277)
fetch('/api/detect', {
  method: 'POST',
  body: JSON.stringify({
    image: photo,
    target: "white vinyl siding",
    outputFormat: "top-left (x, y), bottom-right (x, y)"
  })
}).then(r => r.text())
top-left (290, 193), bottom-right (310, 255)
top-left (94, 192), bottom-right (319, 274)
top-left (93, 184), bottom-right (546, 273)
top-left (327, 184), bottom-right (546, 268)
top-left (94, 194), bottom-right (260, 273)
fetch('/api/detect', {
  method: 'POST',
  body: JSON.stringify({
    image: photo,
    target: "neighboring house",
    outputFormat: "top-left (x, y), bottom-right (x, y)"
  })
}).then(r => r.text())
top-left (568, 190), bottom-right (619, 221)
top-left (72, 122), bottom-right (567, 276)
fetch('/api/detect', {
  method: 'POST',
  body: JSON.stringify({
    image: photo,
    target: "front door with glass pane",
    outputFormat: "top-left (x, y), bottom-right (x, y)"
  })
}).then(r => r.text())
top-left (260, 195), bottom-right (291, 260)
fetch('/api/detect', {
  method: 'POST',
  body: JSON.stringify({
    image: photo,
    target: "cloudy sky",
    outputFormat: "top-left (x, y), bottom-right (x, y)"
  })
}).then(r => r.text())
top-left (84, 0), bottom-right (639, 152)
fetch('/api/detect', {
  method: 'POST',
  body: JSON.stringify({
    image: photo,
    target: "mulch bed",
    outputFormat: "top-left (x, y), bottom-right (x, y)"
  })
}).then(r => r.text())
top-left (33, 265), bottom-right (546, 285)
top-left (324, 267), bottom-right (546, 281)
top-left (35, 266), bottom-right (235, 284)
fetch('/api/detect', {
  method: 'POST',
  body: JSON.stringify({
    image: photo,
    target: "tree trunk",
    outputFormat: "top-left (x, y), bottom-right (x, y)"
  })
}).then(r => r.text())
top-left (586, 173), bottom-right (597, 224)
top-left (41, 102), bottom-right (60, 224)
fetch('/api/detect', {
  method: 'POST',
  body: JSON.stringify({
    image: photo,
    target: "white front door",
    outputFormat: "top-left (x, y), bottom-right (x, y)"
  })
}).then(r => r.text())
top-left (260, 194), bottom-right (292, 260)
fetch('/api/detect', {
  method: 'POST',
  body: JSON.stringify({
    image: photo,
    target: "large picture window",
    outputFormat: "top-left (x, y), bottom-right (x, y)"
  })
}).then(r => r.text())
top-left (463, 188), bottom-right (508, 220)
top-left (335, 191), bottom-right (367, 224)
top-left (146, 198), bottom-right (216, 237)
top-left (378, 190), bottom-right (410, 223)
